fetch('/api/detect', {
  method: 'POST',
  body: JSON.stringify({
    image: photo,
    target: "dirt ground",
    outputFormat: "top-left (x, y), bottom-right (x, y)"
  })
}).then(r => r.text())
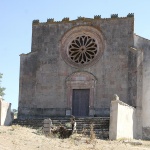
top-left (0, 126), bottom-right (150, 150)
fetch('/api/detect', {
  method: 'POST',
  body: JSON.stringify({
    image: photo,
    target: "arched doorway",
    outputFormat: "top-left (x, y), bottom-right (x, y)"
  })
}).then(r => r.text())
top-left (66, 72), bottom-right (96, 117)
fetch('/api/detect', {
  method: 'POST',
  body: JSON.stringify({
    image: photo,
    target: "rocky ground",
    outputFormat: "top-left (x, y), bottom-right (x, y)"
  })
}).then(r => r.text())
top-left (0, 125), bottom-right (150, 150)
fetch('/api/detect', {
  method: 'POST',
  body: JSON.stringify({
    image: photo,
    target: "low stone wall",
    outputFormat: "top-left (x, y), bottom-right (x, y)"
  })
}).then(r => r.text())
top-left (0, 98), bottom-right (12, 125)
top-left (109, 99), bottom-right (136, 140)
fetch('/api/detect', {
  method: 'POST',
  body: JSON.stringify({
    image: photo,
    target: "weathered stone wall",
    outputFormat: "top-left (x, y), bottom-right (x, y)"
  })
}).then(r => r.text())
top-left (0, 98), bottom-right (12, 126)
top-left (18, 16), bottom-right (134, 118)
top-left (128, 49), bottom-right (137, 106)
top-left (134, 35), bottom-right (150, 140)
top-left (109, 99), bottom-right (136, 140)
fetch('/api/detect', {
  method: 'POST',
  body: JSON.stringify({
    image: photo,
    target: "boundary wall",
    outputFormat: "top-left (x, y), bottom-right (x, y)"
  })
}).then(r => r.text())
top-left (109, 99), bottom-right (136, 140)
top-left (0, 97), bottom-right (12, 126)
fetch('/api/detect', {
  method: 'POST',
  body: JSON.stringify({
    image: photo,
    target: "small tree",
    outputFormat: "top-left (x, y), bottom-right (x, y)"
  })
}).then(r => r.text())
top-left (0, 73), bottom-right (5, 97)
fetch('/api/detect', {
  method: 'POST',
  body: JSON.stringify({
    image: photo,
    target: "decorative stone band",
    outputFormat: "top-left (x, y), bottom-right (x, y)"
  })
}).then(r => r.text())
top-left (60, 26), bottom-right (105, 68)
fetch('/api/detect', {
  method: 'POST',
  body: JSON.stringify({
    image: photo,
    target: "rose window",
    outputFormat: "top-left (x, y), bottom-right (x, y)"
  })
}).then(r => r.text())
top-left (68, 36), bottom-right (98, 64)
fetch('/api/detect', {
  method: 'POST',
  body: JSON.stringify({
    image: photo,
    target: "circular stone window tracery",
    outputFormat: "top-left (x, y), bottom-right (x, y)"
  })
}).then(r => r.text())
top-left (61, 26), bottom-right (105, 68)
top-left (68, 36), bottom-right (98, 64)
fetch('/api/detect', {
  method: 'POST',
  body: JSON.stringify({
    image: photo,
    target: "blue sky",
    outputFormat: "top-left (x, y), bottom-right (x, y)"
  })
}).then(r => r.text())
top-left (0, 0), bottom-right (150, 109)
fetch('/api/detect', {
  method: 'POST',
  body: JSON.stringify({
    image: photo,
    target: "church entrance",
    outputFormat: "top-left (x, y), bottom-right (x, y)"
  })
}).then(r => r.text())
top-left (66, 72), bottom-right (96, 116)
top-left (72, 89), bottom-right (90, 116)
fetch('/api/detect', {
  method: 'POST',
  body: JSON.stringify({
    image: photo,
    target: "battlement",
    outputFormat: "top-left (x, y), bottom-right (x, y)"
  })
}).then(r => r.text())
top-left (32, 13), bottom-right (134, 25)
top-left (94, 15), bottom-right (101, 19)
top-left (111, 14), bottom-right (118, 18)
top-left (127, 13), bottom-right (134, 17)
top-left (47, 18), bottom-right (54, 23)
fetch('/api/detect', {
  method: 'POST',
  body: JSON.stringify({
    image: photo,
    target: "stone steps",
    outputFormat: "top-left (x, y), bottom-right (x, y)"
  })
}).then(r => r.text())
top-left (13, 117), bottom-right (109, 139)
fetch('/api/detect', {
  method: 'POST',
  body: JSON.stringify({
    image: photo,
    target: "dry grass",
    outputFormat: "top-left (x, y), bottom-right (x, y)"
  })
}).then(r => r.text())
top-left (0, 125), bottom-right (150, 150)
top-left (10, 125), bottom-right (21, 131)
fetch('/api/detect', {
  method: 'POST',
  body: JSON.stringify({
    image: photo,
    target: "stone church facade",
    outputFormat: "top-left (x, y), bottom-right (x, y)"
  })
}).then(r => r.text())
top-left (18, 14), bottom-right (150, 138)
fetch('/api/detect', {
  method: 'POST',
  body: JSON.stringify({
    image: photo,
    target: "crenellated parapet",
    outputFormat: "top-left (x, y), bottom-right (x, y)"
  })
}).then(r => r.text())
top-left (32, 20), bottom-right (39, 25)
top-left (77, 16), bottom-right (85, 21)
top-left (127, 13), bottom-right (134, 17)
top-left (32, 13), bottom-right (134, 26)
top-left (47, 18), bottom-right (54, 23)
top-left (94, 15), bottom-right (101, 19)
top-left (62, 17), bottom-right (69, 22)
top-left (111, 14), bottom-right (118, 18)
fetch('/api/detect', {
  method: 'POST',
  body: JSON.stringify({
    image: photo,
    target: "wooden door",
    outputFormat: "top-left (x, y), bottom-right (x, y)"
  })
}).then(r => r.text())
top-left (72, 89), bottom-right (90, 116)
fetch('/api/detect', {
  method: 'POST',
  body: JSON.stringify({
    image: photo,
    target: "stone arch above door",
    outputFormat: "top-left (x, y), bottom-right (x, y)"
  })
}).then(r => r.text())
top-left (66, 72), bottom-right (96, 116)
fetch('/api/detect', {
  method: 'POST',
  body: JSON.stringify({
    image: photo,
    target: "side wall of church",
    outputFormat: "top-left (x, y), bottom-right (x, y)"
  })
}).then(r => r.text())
top-left (18, 17), bottom-right (134, 118)
top-left (134, 35), bottom-right (150, 140)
